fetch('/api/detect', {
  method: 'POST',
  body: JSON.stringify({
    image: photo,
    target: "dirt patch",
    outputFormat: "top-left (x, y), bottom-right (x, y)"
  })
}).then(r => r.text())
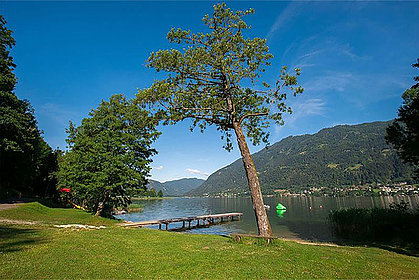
top-left (279, 238), bottom-right (340, 247)
top-left (54, 224), bottom-right (106, 230)
top-left (0, 203), bottom-right (37, 225)
top-left (0, 219), bottom-right (37, 225)
top-left (0, 203), bottom-right (24, 211)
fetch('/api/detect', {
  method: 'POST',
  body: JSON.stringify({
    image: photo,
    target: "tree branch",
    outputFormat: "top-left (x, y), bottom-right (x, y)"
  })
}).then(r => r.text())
top-left (175, 106), bottom-right (229, 113)
top-left (239, 111), bottom-right (269, 124)
top-left (179, 71), bottom-right (222, 85)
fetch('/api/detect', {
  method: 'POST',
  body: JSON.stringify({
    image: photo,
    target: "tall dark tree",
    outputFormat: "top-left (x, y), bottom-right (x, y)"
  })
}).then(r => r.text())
top-left (386, 59), bottom-right (419, 176)
top-left (137, 3), bottom-right (303, 236)
top-left (57, 95), bottom-right (159, 216)
top-left (0, 15), bottom-right (57, 198)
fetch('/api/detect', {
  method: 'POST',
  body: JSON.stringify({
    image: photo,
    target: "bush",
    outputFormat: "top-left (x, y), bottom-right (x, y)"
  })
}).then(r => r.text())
top-left (329, 204), bottom-right (419, 245)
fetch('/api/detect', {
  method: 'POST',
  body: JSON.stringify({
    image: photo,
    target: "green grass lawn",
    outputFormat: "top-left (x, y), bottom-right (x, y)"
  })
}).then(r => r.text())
top-left (1, 203), bottom-right (418, 279)
top-left (0, 202), bottom-right (117, 226)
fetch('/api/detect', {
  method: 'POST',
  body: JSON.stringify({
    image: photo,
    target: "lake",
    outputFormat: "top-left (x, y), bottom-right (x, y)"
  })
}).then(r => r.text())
top-left (116, 195), bottom-right (419, 241)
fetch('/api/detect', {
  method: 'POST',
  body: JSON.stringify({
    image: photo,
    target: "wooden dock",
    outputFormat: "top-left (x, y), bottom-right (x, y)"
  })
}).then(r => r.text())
top-left (122, 212), bottom-right (243, 230)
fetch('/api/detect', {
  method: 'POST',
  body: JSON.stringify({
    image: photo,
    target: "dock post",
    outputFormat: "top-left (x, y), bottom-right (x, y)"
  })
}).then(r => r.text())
top-left (182, 221), bottom-right (185, 228)
top-left (165, 223), bottom-right (168, 230)
top-left (159, 224), bottom-right (161, 230)
top-left (188, 220), bottom-right (191, 229)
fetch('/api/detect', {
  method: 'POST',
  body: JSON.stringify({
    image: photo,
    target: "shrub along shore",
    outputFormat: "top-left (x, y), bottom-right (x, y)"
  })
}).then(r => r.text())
top-left (1, 203), bottom-right (418, 279)
top-left (329, 205), bottom-right (419, 256)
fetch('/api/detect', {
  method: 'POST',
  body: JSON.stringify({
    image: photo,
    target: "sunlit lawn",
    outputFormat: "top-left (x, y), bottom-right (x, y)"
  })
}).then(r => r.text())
top-left (1, 203), bottom-right (418, 279)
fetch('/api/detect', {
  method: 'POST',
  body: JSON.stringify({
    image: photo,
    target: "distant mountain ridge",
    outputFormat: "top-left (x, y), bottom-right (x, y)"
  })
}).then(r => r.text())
top-left (147, 178), bottom-right (204, 196)
top-left (189, 121), bottom-right (415, 196)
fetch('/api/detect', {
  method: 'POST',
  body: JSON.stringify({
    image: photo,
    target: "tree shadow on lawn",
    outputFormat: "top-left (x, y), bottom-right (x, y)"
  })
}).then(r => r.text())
top-left (0, 225), bottom-right (46, 253)
top-left (333, 239), bottom-right (419, 257)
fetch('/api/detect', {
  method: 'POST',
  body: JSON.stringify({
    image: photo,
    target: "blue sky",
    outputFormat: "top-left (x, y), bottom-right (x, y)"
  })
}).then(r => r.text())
top-left (2, 1), bottom-right (418, 182)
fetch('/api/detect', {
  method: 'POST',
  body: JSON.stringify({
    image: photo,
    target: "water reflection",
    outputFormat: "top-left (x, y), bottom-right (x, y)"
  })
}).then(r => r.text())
top-left (276, 209), bottom-right (286, 218)
top-left (116, 195), bottom-right (419, 241)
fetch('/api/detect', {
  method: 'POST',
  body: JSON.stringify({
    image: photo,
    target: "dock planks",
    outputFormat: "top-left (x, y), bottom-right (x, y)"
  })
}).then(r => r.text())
top-left (122, 212), bottom-right (243, 230)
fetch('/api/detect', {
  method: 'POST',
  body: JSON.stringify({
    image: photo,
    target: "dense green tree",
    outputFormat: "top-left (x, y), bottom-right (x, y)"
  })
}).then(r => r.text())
top-left (147, 188), bottom-right (157, 197)
top-left (386, 59), bottom-right (419, 176)
top-left (58, 94), bottom-right (159, 216)
top-left (137, 3), bottom-right (303, 236)
top-left (157, 190), bottom-right (163, 197)
top-left (0, 15), bottom-right (57, 198)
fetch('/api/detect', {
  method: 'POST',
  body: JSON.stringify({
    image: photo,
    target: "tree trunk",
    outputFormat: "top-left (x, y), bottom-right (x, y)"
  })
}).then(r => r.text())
top-left (95, 202), bottom-right (104, 216)
top-left (232, 121), bottom-right (273, 237)
top-left (95, 190), bottom-right (110, 216)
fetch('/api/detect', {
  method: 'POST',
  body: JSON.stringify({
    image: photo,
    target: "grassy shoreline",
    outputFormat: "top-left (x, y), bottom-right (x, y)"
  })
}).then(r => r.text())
top-left (131, 196), bottom-right (172, 201)
top-left (1, 203), bottom-right (418, 279)
top-left (113, 197), bottom-right (173, 214)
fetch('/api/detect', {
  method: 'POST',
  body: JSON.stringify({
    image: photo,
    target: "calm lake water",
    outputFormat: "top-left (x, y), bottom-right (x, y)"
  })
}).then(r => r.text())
top-left (116, 196), bottom-right (419, 241)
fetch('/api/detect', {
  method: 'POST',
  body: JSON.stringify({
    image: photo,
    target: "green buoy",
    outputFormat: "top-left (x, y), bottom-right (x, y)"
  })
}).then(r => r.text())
top-left (276, 203), bottom-right (286, 210)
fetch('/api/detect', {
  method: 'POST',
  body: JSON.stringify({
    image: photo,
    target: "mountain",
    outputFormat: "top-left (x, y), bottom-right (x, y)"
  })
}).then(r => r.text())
top-left (189, 121), bottom-right (416, 196)
top-left (162, 178), bottom-right (205, 196)
top-left (147, 178), bottom-right (205, 196)
top-left (147, 179), bottom-right (167, 194)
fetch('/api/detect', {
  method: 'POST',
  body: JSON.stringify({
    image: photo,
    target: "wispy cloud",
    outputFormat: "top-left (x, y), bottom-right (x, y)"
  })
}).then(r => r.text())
top-left (305, 72), bottom-right (355, 93)
top-left (292, 41), bottom-right (369, 69)
top-left (266, 2), bottom-right (300, 41)
top-left (186, 168), bottom-right (209, 177)
top-left (37, 103), bottom-right (80, 125)
top-left (296, 63), bottom-right (316, 69)
top-left (274, 98), bottom-right (327, 139)
top-left (339, 44), bottom-right (370, 61)
top-left (288, 98), bottom-right (326, 125)
top-left (297, 49), bottom-right (326, 61)
top-left (295, 98), bottom-right (326, 116)
top-left (304, 71), bottom-right (410, 108)
top-left (153, 165), bottom-right (163, 171)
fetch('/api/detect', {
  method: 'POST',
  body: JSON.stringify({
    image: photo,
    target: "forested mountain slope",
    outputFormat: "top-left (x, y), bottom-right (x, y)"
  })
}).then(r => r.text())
top-left (162, 178), bottom-right (205, 196)
top-left (190, 121), bottom-right (415, 196)
top-left (147, 179), bottom-right (167, 194)
top-left (147, 178), bottom-right (204, 196)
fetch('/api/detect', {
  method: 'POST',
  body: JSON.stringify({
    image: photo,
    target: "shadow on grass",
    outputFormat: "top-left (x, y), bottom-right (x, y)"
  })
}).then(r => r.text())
top-left (0, 225), bottom-right (46, 253)
top-left (333, 239), bottom-right (419, 257)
